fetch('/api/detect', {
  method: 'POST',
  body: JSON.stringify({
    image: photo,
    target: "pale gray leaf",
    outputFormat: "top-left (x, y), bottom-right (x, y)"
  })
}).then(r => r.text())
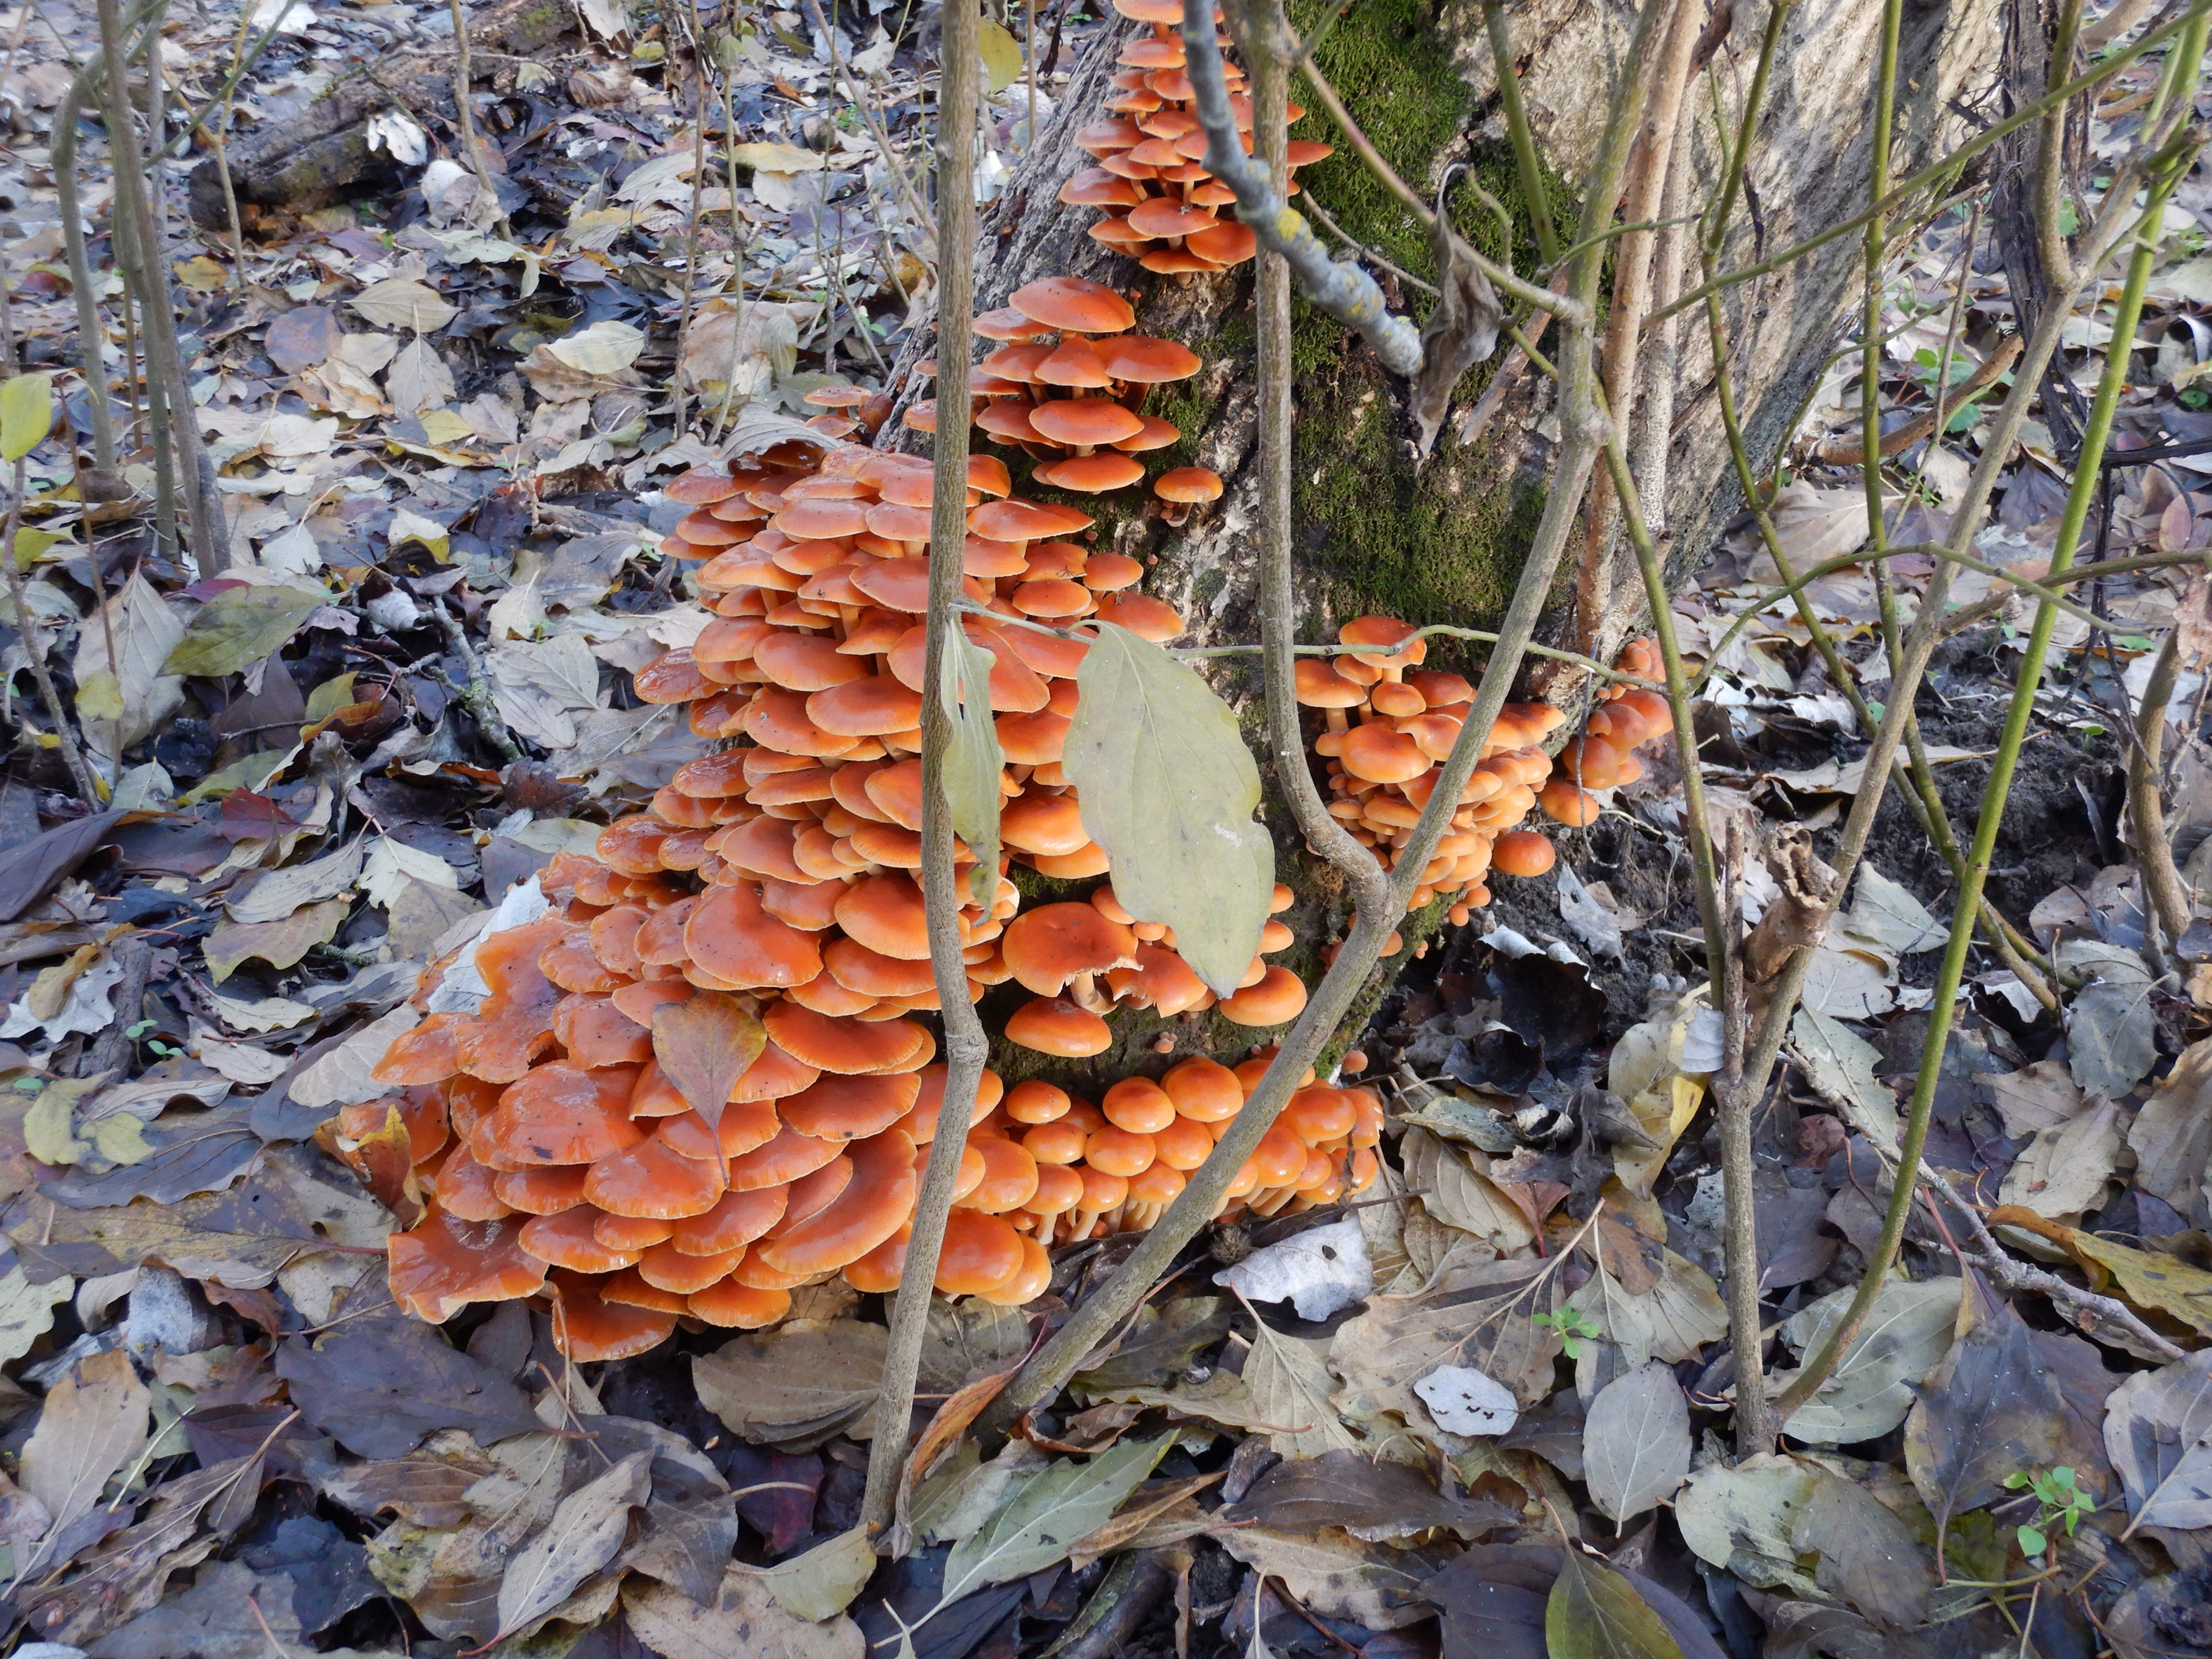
top-left (1063, 622), bottom-right (1273, 996)
top-left (938, 1431), bottom-right (1173, 1603)
top-left (493, 1449), bottom-right (651, 1641)
top-left (1583, 1363), bottom-right (1690, 1524)
top-left (19, 1348), bottom-right (149, 1551)
top-left (1773, 1277), bottom-right (1961, 1445)
top-left (2104, 1346), bottom-right (2212, 1531)
top-left (2058, 939), bottom-right (2157, 1097)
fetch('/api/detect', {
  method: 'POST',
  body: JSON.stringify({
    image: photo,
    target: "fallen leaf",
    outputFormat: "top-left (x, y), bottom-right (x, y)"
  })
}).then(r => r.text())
top-left (2103, 1345), bottom-right (2212, 1532)
top-left (936, 1431), bottom-right (1173, 1607)
top-left (72, 573), bottom-right (185, 759)
top-left (491, 1448), bottom-right (651, 1643)
top-left (651, 992), bottom-right (765, 1126)
top-left (274, 1317), bottom-right (540, 1458)
top-left (546, 318), bottom-right (647, 376)
top-left (202, 895), bottom-right (350, 982)
top-left (748, 1523), bottom-right (877, 1622)
top-left (1546, 1545), bottom-right (1685, 1659)
top-left (2058, 939), bottom-right (2158, 1097)
top-left (2128, 1038), bottom-right (2212, 1222)
top-left (1772, 1277), bottom-right (1962, 1445)
top-left (350, 277), bottom-right (457, 332)
top-left (1673, 1453), bottom-right (1821, 1593)
top-left (19, 1347), bottom-right (149, 1560)
top-left (1998, 1094), bottom-right (2124, 1219)
top-left (1071, 1297), bottom-right (1232, 1394)
top-left (1582, 1363), bottom-right (1691, 1525)
top-left (625, 1567), bottom-right (866, 1659)
top-left (1217, 1523), bottom-right (1456, 1632)
top-left (1330, 1257), bottom-right (1562, 1432)
top-left (163, 584), bottom-right (328, 679)
top-left (226, 839), bottom-right (364, 924)
top-left (1241, 1312), bottom-right (1361, 1458)
top-left (1413, 1364), bottom-right (1520, 1436)
top-left (1222, 1448), bottom-right (1511, 1542)
top-left (0, 1263), bottom-right (72, 1361)
top-left (693, 1318), bottom-right (885, 1449)
top-left (1789, 1467), bottom-right (1934, 1628)
top-left (1425, 1543), bottom-right (1727, 1659)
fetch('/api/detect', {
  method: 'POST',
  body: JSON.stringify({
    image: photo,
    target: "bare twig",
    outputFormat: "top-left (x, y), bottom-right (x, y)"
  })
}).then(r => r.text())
top-left (432, 601), bottom-right (522, 763)
top-left (2126, 628), bottom-right (2192, 954)
top-left (859, 0), bottom-right (984, 1538)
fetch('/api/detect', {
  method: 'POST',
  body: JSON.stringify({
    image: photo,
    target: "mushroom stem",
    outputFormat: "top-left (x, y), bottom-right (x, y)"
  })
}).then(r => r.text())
top-left (1067, 971), bottom-right (1113, 1015)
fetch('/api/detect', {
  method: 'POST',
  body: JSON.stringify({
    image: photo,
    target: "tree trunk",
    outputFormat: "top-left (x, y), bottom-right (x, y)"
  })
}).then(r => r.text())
top-left (954, 0), bottom-right (1999, 658)
top-left (933, 0), bottom-right (2001, 1079)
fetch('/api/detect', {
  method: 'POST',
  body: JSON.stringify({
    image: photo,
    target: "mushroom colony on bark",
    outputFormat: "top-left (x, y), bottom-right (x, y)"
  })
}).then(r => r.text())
top-left (346, 2), bottom-right (1670, 1363)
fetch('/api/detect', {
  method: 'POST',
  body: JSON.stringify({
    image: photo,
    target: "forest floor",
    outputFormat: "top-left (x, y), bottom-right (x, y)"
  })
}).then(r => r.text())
top-left (0, 0), bottom-right (2211, 1657)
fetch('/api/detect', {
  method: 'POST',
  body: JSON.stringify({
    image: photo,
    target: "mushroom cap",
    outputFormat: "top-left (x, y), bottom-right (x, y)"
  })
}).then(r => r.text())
top-left (935, 1208), bottom-right (1028, 1295)
top-left (492, 1165), bottom-right (590, 1216)
top-left (1139, 248), bottom-right (1223, 275)
top-left (1370, 680), bottom-right (1425, 720)
top-left (518, 1206), bottom-right (640, 1273)
top-left (974, 305), bottom-right (1054, 340)
top-left (1339, 722), bottom-right (1431, 784)
top-left (1339, 614), bottom-right (1425, 669)
top-left (1004, 1079), bottom-right (1072, 1124)
top-left (719, 1127), bottom-right (842, 1195)
top-left (1408, 668), bottom-right (1475, 708)
top-left (688, 1280), bottom-right (794, 1327)
top-left (1083, 1123), bottom-right (1156, 1177)
top-left (839, 1224), bottom-right (910, 1293)
top-left (637, 1240), bottom-right (747, 1294)
top-left (1028, 398), bottom-right (1146, 448)
top-left (765, 998), bottom-right (933, 1074)
top-left (1059, 168), bottom-right (1148, 208)
top-left (1001, 793), bottom-right (1092, 857)
top-left (1005, 996), bottom-right (1113, 1057)
top-left (685, 880), bottom-right (824, 990)
top-left (1011, 575), bottom-right (1099, 616)
top-left (478, 1065), bottom-right (644, 1169)
top-left (1539, 779), bottom-right (1601, 826)
top-left (584, 1135), bottom-right (727, 1219)
top-left (1093, 592), bottom-right (1184, 641)
top-left (1026, 1161), bottom-right (1087, 1216)
top-left (1152, 1115), bottom-right (1215, 1170)
top-left (431, 1140), bottom-right (513, 1222)
top-left (549, 1270), bottom-right (676, 1361)
top-left (1283, 1084), bottom-right (1358, 1143)
top-left (1293, 659), bottom-right (1367, 709)
top-left (1220, 965), bottom-right (1310, 1027)
top-left (1101, 1077), bottom-right (1178, 1134)
top-left (1556, 735), bottom-right (1625, 790)
top-left (974, 1235), bottom-right (1053, 1306)
top-left (1153, 466), bottom-right (1224, 503)
top-left (733, 1039), bottom-right (824, 1102)
top-left (1034, 453), bottom-right (1148, 493)
top-left (1002, 902), bottom-right (1139, 996)
top-left (971, 497), bottom-right (1096, 541)
top-left (671, 1184), bottom-right (791, 1255)
top-left (1037, 337), bottom-right (1114, 388)
top-left (653, 1100), bottom-right (783, 1163)
top-left (373, 1012), bottom-right (462, 1086)
top-left (1187, 221), bottom-right (1258, 266)
top-left (1022, 1119), bottom-right (1090, 1166)
top-left (1074, 118), bottom-right (1145, 155)
top-left (1077, 1166), bottom-right (1130, 1213)
top-left (956, 1134), bottom-right (1041, 1214)
top-left (834, 872), bottom-right (932, 961)
top-left (1126, 1159), bottom-right (1188, 1206)
top-left (863, 758), bottom-right (926, 830)
top-left (757, 1129), bottom-right (919, 1274)
top-left (1252, 1123), bottom-right (1311, 1185)
top-left (1009, 275), bottom-right (1137, 335)
top-left (755, 630), bottom-right (871, 691)
top-left (898, 1063), bottom-right (1007, 1144)
top-left (1492, 830), bottom-right (1557, 878)
top-left (778, 1070), bottom-right (923, 1141)
top-left (1082, 552), bottom-right (1145, 591)
top-left (1094, 335), bottom-right (1202, 384)
top-left (1126, 197), bottom-right (1218, 240)
top-left (823, 937), bottom-right (937, 998)
top-left (1111, 414), bottom-right (1182, 455)
top-left (1162, 1056), bottom-right (1244, 1122)
top-left (996, 708), bottom-right (1072, 765)
top-left (666, 468), bottom-right (742, 505)
top-left (388, 1210), bottom-right (547, 1322)
top-left (808, 675), bottom-right (926, 737)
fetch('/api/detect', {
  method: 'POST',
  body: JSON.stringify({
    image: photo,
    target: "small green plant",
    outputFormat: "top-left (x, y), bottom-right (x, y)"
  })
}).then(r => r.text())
top-left (2003, 1466), bottom-right (2092, 1558)
top-left (1534, 1307), bottom-right (1601, 1358)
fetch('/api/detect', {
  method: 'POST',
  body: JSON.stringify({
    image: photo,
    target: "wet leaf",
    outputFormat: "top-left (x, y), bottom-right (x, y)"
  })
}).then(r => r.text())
top-left (491, 1448), bottom-right (650, 1642)
top-left (1545, 1547), bottom-right (1685, 1659)
top-left (1222, 1448), bottom-right (1512, 1542)
top-left (1903, 1298), bottom-right (2103, 1535)
top-left (1218, 1523), bottom-right (1456, 1631)
top-left (1789, 1467), bottom-right (1933, 1627)
top-left (1582, 1362), bottom-right (1690, 1525)
top-left (1772, 1277), bottom-right (1963, 1444)
top-left (19, 1347), bottom-right (149, 1553)
top-left (202, 895), bottom-right (350, 982)
top-left (625, 1566), bottom-right (866, 1659)
top-left (750, 1523), bottom-right (877, 1621)
top-left (651, 992), bottom-right (766, 1127)
top-left (938, 1431), bottom-right (1174, 1603)
top-left (274, 1318), bottom-right (540, 1458)
top-left (2103, 1346), bottom-right (2212, 1531)
top-left (1064, 622), bottom-right (1274, 997)
top-left (939, 621), bottom-right (1005, 907)
top-left (693, 1318), bottom-right (886, 1449)
top-left (163, 584), bottom-right (329, 679)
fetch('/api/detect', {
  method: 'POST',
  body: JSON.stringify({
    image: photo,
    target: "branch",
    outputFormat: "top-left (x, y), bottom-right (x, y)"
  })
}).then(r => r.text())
top-left (859, 0), bottom-right (985, 1537)
top-left (1181, 0), bottom-right (1423, 374)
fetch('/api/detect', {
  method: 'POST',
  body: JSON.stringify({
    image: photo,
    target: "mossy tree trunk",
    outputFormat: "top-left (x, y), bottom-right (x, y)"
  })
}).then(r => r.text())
top-left (946, 0), bottom-right (2005, 1094)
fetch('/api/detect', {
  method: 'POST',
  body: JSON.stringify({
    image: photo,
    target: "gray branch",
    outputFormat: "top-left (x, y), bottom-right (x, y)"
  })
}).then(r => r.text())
top-left (1181, 0), bottom-right (1424, 375)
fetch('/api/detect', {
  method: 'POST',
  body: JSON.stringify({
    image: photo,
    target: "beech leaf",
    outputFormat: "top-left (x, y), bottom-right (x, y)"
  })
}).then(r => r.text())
top-left (651, 992), bottom-right (766, 1128)
top-left (939, 622), bottom-right (1005, 908)
top-left (1063, 622), bottom-right (1273, 996)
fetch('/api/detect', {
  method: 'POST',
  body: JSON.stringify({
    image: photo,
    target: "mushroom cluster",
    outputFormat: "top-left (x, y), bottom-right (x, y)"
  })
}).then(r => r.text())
top-left (906, 276), bottom-right (1225, 516)
top-left (1063, 0), bottom-right (1329, 278)
top-left (1536, 637), bottom-right (1669, 827)
top-left (1298, 616), bottom-right (1569, 926)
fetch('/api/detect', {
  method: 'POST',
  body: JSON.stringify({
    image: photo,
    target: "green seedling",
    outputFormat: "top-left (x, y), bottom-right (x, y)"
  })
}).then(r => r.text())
top-left (2003, 1465), bottom-right (2091, 1558)
top-left (1534, 1307), bottom-right (1601, 1359)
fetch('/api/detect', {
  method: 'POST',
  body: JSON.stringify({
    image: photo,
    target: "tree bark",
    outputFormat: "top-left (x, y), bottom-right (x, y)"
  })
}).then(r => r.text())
top-left (942, 0), bottom-right (2001, 666)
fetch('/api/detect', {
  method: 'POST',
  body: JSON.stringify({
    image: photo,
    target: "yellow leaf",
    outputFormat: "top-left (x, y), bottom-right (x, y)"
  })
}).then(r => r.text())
top-left (173, 255), bottom-right (229, 294)
top-left (977, 18), bottom-right (1023, 91)
top-left (0, 373), bottom-right (54, 463)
